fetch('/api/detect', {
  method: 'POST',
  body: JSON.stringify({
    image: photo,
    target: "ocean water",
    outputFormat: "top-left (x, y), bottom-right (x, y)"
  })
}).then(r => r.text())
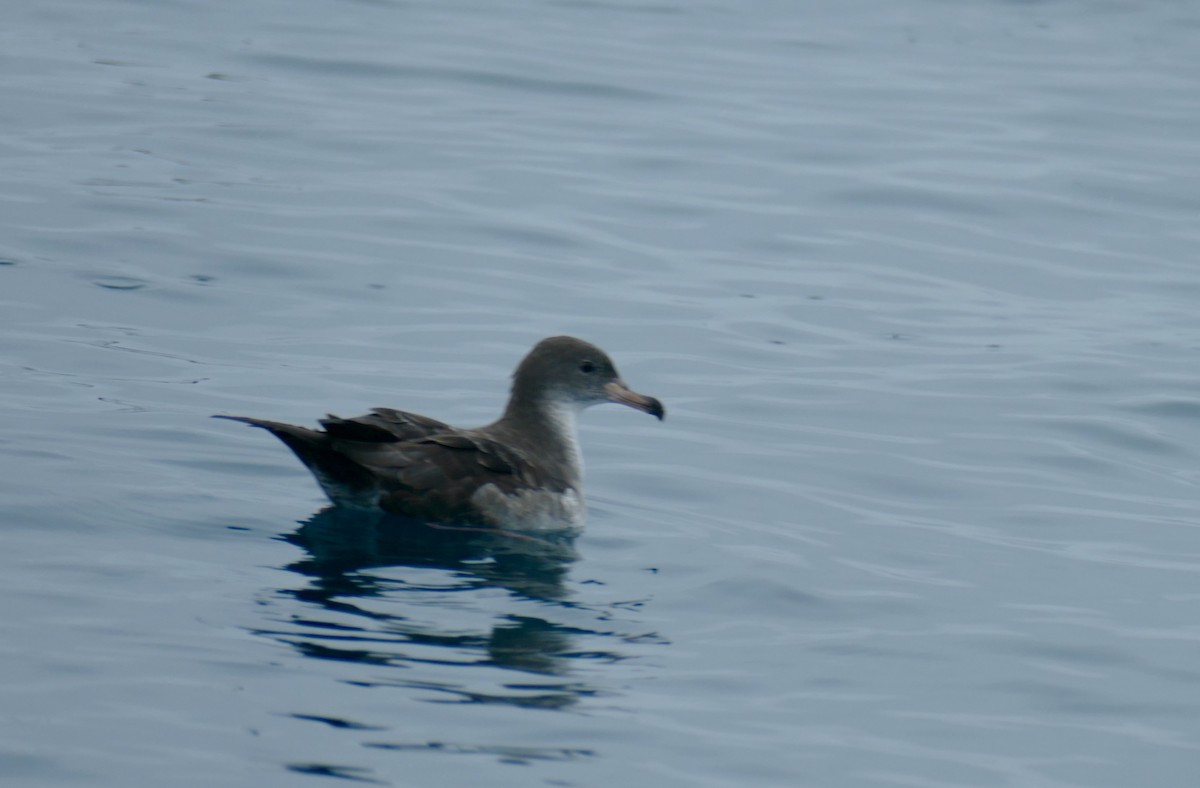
top-left (3, 1), bottom-right (1200, 785)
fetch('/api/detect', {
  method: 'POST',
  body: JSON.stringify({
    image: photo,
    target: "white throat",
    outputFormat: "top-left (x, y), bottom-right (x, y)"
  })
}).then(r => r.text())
top-left (544, 398), bottom-right (585, 484)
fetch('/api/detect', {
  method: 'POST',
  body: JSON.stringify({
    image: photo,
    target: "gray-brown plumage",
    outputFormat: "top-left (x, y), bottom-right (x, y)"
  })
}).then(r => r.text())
top-left (216, 336), bottom-right (663, 531)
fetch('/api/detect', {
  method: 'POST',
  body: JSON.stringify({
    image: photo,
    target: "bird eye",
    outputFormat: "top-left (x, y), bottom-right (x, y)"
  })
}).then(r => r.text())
top-left (579, 361), bottom-right (596, 374)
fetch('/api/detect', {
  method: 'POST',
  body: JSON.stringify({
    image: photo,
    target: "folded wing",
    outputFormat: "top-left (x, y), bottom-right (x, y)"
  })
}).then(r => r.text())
top-left (217, 410), bottom-right (559, 525)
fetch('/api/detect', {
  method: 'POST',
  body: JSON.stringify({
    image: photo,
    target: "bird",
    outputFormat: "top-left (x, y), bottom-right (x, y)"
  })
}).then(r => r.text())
top-left (215, 336), bottom-right (664, 532)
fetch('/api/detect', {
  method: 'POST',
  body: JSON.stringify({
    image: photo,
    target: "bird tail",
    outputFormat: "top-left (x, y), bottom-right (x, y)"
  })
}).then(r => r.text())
top-left (213, 415), bottom-right (377, 504)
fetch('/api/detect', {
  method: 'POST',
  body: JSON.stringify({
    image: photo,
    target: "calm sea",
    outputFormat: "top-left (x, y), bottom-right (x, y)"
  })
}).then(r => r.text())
top-left (3, 1), bottom-right (1199, 785)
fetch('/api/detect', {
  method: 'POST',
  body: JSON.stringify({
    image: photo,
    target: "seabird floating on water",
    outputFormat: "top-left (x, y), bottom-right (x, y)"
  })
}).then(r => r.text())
top-left (216, 336), bottom-right (663, 531)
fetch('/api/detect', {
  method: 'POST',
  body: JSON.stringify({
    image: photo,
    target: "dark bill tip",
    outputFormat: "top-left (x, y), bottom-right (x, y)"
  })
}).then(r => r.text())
top-left (645, 396), bottom-right (665, 421)
top-left (605, 381), bottom-right (665, 421)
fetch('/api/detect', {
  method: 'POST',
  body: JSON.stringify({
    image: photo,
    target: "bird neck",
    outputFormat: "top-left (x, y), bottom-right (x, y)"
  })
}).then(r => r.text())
top-left (498, 392), bottom-right (584, 487)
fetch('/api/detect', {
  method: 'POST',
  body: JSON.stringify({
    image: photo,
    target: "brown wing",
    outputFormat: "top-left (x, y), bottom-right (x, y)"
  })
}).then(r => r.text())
top-left (218, 410), bottom-right (556, 525)
top-left (318, 408), bottom-right (452, 443)
top-left (331, 431), bottom-right (556, 525)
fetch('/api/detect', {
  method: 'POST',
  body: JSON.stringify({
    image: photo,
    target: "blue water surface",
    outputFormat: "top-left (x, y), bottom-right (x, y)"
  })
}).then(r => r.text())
top-left (3, 1), bottom-right (1200, 786)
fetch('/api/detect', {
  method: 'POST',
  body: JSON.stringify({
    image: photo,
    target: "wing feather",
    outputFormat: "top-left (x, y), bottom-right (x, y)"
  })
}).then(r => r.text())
top-left (220, 409), bottom-right (559, 526)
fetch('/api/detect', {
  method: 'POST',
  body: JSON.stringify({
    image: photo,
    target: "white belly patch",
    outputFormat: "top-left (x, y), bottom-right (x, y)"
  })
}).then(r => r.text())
top-left (469, 484), bottom-right (586, 533)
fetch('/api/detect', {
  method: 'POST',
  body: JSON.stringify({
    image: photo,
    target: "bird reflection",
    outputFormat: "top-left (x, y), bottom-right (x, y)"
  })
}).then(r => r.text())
top-left (264, 507), bottom-right (602, 701)
top-left (284, 506), bottom-right (578, 603)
